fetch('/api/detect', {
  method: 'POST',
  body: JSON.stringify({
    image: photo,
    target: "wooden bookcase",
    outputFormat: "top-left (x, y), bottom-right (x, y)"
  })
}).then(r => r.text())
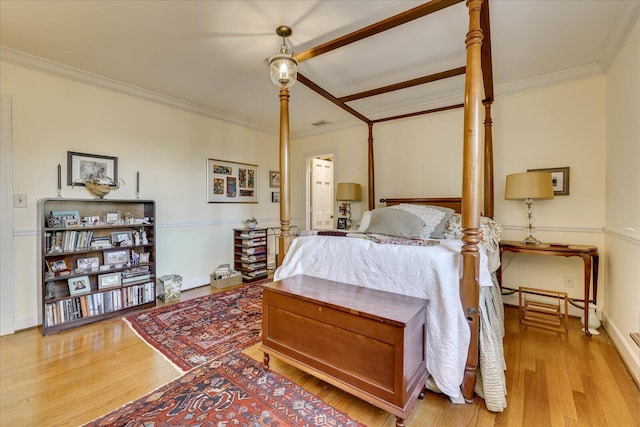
top-left (38, 198), bottom-right (156, 335)
top-left (233, 228), bottom-right (268, 283)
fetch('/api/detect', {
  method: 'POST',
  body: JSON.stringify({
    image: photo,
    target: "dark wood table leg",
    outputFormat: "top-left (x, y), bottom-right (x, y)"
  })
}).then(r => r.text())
top-left (592, 252), bottom-right (599, 305)
top-left (395, 416), bottom-right (405, 427)
top-left (581, 254), bottom-right (592, 337)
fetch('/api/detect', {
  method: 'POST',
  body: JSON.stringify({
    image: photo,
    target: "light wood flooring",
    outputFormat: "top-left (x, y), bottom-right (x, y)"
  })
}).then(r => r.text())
top-left (1, 284), bottom-right (638, 427)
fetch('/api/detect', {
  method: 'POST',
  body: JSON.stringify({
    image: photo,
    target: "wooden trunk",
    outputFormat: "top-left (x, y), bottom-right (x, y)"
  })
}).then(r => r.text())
top-left (260, 275), bottom-right (428, 421)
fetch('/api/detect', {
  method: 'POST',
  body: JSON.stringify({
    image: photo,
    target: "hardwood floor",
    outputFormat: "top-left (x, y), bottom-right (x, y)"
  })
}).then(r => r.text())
top-left (1, 285), bottom-right (638, 427)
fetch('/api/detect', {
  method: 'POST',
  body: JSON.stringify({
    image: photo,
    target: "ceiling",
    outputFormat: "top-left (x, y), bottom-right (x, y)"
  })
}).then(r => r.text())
top-left (1, 1), bottom-right (638, 138)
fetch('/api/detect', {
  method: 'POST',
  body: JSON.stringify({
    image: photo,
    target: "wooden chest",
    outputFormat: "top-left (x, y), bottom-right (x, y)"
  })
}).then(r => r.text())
top-left (260, 275), bottom-right (428, 422)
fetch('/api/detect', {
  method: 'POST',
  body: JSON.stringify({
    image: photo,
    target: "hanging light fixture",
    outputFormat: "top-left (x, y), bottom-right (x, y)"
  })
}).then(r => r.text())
top-left (269, 26), bottom-right (297, 88)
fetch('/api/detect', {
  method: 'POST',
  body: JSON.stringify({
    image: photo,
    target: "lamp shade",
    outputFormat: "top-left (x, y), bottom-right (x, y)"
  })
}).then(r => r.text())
top-left (505, 172), bottom-right (554, 200)
top-left (336, 183), bottom-right (362, 201)
top-left (269, 53), bottom-right (297, 88)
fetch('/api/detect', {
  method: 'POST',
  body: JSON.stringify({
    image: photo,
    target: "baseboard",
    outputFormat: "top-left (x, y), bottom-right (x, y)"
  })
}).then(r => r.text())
top-left (602, 310), bottom-right (640, 387)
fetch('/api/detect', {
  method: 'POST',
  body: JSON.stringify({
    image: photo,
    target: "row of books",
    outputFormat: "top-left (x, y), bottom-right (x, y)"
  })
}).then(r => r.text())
top-left (241, 246), bottom-right (266, 255)
top-left (241, 237), bottom-right (267, 247)
top-left (239, 230), bottom-right (267, 239)
top-left (46, 230), bottom-right (96, 253)
top-left (44, 282), bottom-right (155, 327)
top-left (242, 270), bottom-right (268, 280)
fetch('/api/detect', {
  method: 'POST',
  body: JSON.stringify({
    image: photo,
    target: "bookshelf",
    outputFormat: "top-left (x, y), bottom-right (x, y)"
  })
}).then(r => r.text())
top-left (233, 228), bottom-right (268, 283)
top-left (38, 198), bottom-right (156, 335)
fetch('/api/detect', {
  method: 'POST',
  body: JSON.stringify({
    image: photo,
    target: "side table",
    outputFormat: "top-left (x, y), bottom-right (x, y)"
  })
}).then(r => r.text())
top-left (498, 240), bottom-right (599, 336)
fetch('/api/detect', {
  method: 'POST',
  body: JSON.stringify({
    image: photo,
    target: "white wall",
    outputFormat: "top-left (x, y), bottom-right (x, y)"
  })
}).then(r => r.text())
top-left (295, 75), bottom-right (607, 314)
top-left (1, 62), bottom-right (280, 330)
top-left (604, 16), bottom-right (640, 384)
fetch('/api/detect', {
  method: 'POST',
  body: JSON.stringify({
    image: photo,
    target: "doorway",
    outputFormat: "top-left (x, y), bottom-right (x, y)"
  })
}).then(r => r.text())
top-left (305, 153), bottom-right (334, 230)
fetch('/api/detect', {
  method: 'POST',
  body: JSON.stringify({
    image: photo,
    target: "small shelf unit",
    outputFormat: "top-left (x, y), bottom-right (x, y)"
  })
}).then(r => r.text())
top-left (233, 228), bottom-right (268, 283)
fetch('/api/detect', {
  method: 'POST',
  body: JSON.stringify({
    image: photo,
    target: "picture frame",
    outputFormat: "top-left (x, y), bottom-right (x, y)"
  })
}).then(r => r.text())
top-left (47, 257), bottom-right (69, 274)
top-left (110, 231), bottom-right (133, 246)
top-left (271, 191), bottom-right (280, 203)
top-left (269, 170), bottom-right (280, 188)
top-left (67, 151), bottom-right (118, 187)
top-left (139, 252), bottom-right (150, 264)
top-left (76, 256), bottom-right (99, 272)
top-left (207, 158), bottom-right (258, 203)
top-left (104, 211), bottom-right (121, 224)
top-left (98, 272), bottom-right (122, 289)
top-left (104, 248), bottom-right (130, 266)
top-left (528, 166), bottom-right (570, 196)
top-left (337, 218), bottom-right (348, 230)
top-left (67, 275), bottom-right (91, 296)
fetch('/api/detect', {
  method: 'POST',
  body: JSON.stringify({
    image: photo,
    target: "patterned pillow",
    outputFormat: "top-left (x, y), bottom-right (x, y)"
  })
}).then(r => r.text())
top-left (390, 204), bottom-right (451, 239)
top-left (442, 213), bottom-right (503, 253)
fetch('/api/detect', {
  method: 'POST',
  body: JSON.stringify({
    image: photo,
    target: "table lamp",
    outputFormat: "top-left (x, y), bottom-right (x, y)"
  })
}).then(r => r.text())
top-left (505, 171), bottom-right (554, 245)
top-left (336, 183), bottom-right (362, 228)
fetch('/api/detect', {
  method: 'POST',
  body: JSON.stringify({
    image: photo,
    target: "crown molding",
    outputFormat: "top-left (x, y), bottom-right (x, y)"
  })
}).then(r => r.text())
top-left (598, 2), bottom-right (640, 73)
top-left (0, 47), bottom-right (276, 136)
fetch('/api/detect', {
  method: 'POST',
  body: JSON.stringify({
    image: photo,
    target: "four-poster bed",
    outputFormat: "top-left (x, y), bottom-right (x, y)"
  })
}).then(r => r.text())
top-left (271, 0), bottom-right (502, 413)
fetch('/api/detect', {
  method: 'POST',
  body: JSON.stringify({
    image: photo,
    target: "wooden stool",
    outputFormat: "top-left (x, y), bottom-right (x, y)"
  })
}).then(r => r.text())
top-left (519, 287), bottom-right (569, 333)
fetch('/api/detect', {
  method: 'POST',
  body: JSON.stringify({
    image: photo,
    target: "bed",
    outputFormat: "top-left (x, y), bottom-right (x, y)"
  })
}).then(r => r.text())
top-left (272, 0), bottom-right (502, 411)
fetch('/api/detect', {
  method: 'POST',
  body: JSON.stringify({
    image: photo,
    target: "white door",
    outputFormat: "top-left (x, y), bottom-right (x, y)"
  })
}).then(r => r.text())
top-left (310, 158), bottom-right (333, 229)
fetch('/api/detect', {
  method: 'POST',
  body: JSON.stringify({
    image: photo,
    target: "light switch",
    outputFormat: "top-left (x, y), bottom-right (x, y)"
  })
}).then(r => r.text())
top-left (14, 193), bottom-right (27, 208)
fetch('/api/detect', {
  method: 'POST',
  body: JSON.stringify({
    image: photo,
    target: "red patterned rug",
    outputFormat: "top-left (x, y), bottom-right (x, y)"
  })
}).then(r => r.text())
top-left (125, 282), bottom-right (264, 372)
top-left (83, 352), bottom-right (365, 427)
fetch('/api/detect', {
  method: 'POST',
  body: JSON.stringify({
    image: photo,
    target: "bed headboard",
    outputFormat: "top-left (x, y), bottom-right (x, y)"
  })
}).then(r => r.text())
top-left (380, 197), bottom-right (462, 213)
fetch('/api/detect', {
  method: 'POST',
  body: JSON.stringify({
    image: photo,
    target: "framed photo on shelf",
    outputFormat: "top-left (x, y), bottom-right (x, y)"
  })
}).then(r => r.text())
top-left (527, 166), bottom-right (570, 196)
top-left (47, 257), bottom-right (70, 274)
top-left (104, 249), bottom-right (130, 266)
top-left (110, 231), bottom-right (133, 246)
top-left (98, 272), bottom-right (122, 289)
top-left (269, 170), bottom-right (280, 188)
top-left (76, 256), bottom-right (99, 272)
top-left (207, 158), bottom-right (258, 203)
top-left (103, 211), bottom-right (121, 224)
top-left (337, 218), bottom-right (348, 230)
top-left (271, 191), bottom-right (280, 203)
top-left (67, 151), bottom-right (118, 187)
top-left (67, 275), bottom-right (91, 296)
top-left (139, 252), bottom-right (150, 264)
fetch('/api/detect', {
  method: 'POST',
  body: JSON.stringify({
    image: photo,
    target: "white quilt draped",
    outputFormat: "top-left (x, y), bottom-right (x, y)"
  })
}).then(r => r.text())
top-left (274, 235), bottom-right (496, 402)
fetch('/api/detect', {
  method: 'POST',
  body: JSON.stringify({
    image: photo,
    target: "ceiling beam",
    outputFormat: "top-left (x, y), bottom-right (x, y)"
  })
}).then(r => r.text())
top-left (480, 0), bottom-right (494, 102)
top-left (371, 103), bottom-right (464, 124)
top-left (293, 0), bottom-right (465, 63)
top-left (296, 73), bottom-right (371, 124)
top-left (338, 66), bottom-right (466, 103)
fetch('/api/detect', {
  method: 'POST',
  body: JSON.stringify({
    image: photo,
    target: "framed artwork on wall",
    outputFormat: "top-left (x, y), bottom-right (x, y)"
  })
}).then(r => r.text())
top-left (269, 170), bottom-right (280, 188)
top-left (207, 158), bottom-right (258, 203)
top-left (67, 151), bottom-right (118, 187)
top-left (528, 166), bottom-right (570, 196)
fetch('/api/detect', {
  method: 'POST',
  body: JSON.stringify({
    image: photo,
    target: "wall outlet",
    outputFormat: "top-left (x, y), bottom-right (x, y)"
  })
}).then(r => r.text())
top-left (564, 275), bottom-right (574, 288)
top-left (14, 193), bottom-right (27, 208)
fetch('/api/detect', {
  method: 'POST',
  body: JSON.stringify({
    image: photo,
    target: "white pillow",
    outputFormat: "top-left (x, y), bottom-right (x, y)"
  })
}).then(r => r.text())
top-left (390, 203), bottom-right (447, 239)
top-left (358, 210), bottom-right (372, 232)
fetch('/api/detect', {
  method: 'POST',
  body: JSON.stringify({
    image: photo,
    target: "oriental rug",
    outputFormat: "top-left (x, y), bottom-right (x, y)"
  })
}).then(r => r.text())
top-left (84, 352), bottom-right (365, 427)
top-left (125, 282), bottom-right (264, 372)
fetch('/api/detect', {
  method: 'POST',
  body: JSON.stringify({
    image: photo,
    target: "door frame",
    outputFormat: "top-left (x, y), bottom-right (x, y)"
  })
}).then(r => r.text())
top-left (1, 94), bottom-right (15, 335)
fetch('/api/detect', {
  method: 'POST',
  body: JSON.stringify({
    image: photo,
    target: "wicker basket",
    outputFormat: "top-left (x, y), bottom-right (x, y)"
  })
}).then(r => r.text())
top-left (210, 273), bottom-right (242, 289)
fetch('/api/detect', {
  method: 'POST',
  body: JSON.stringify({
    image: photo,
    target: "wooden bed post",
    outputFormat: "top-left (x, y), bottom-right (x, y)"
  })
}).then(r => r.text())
top-left (278, 86), bottom-right (292, 266)
top-left (483, 101), bottom-right (494, 219)
top-left (368, 123), bottom-right (375, 211)
top-left (460, 0), bottom-right (484, 402)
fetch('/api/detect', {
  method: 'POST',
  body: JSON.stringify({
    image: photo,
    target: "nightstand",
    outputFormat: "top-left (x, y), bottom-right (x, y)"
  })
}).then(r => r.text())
top-left (498, 240), bottom-right (599, 336)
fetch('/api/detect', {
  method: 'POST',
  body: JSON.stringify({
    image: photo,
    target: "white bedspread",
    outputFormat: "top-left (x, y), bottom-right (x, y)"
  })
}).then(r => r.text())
top-left (274, 234), bottom-right (495, 401)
